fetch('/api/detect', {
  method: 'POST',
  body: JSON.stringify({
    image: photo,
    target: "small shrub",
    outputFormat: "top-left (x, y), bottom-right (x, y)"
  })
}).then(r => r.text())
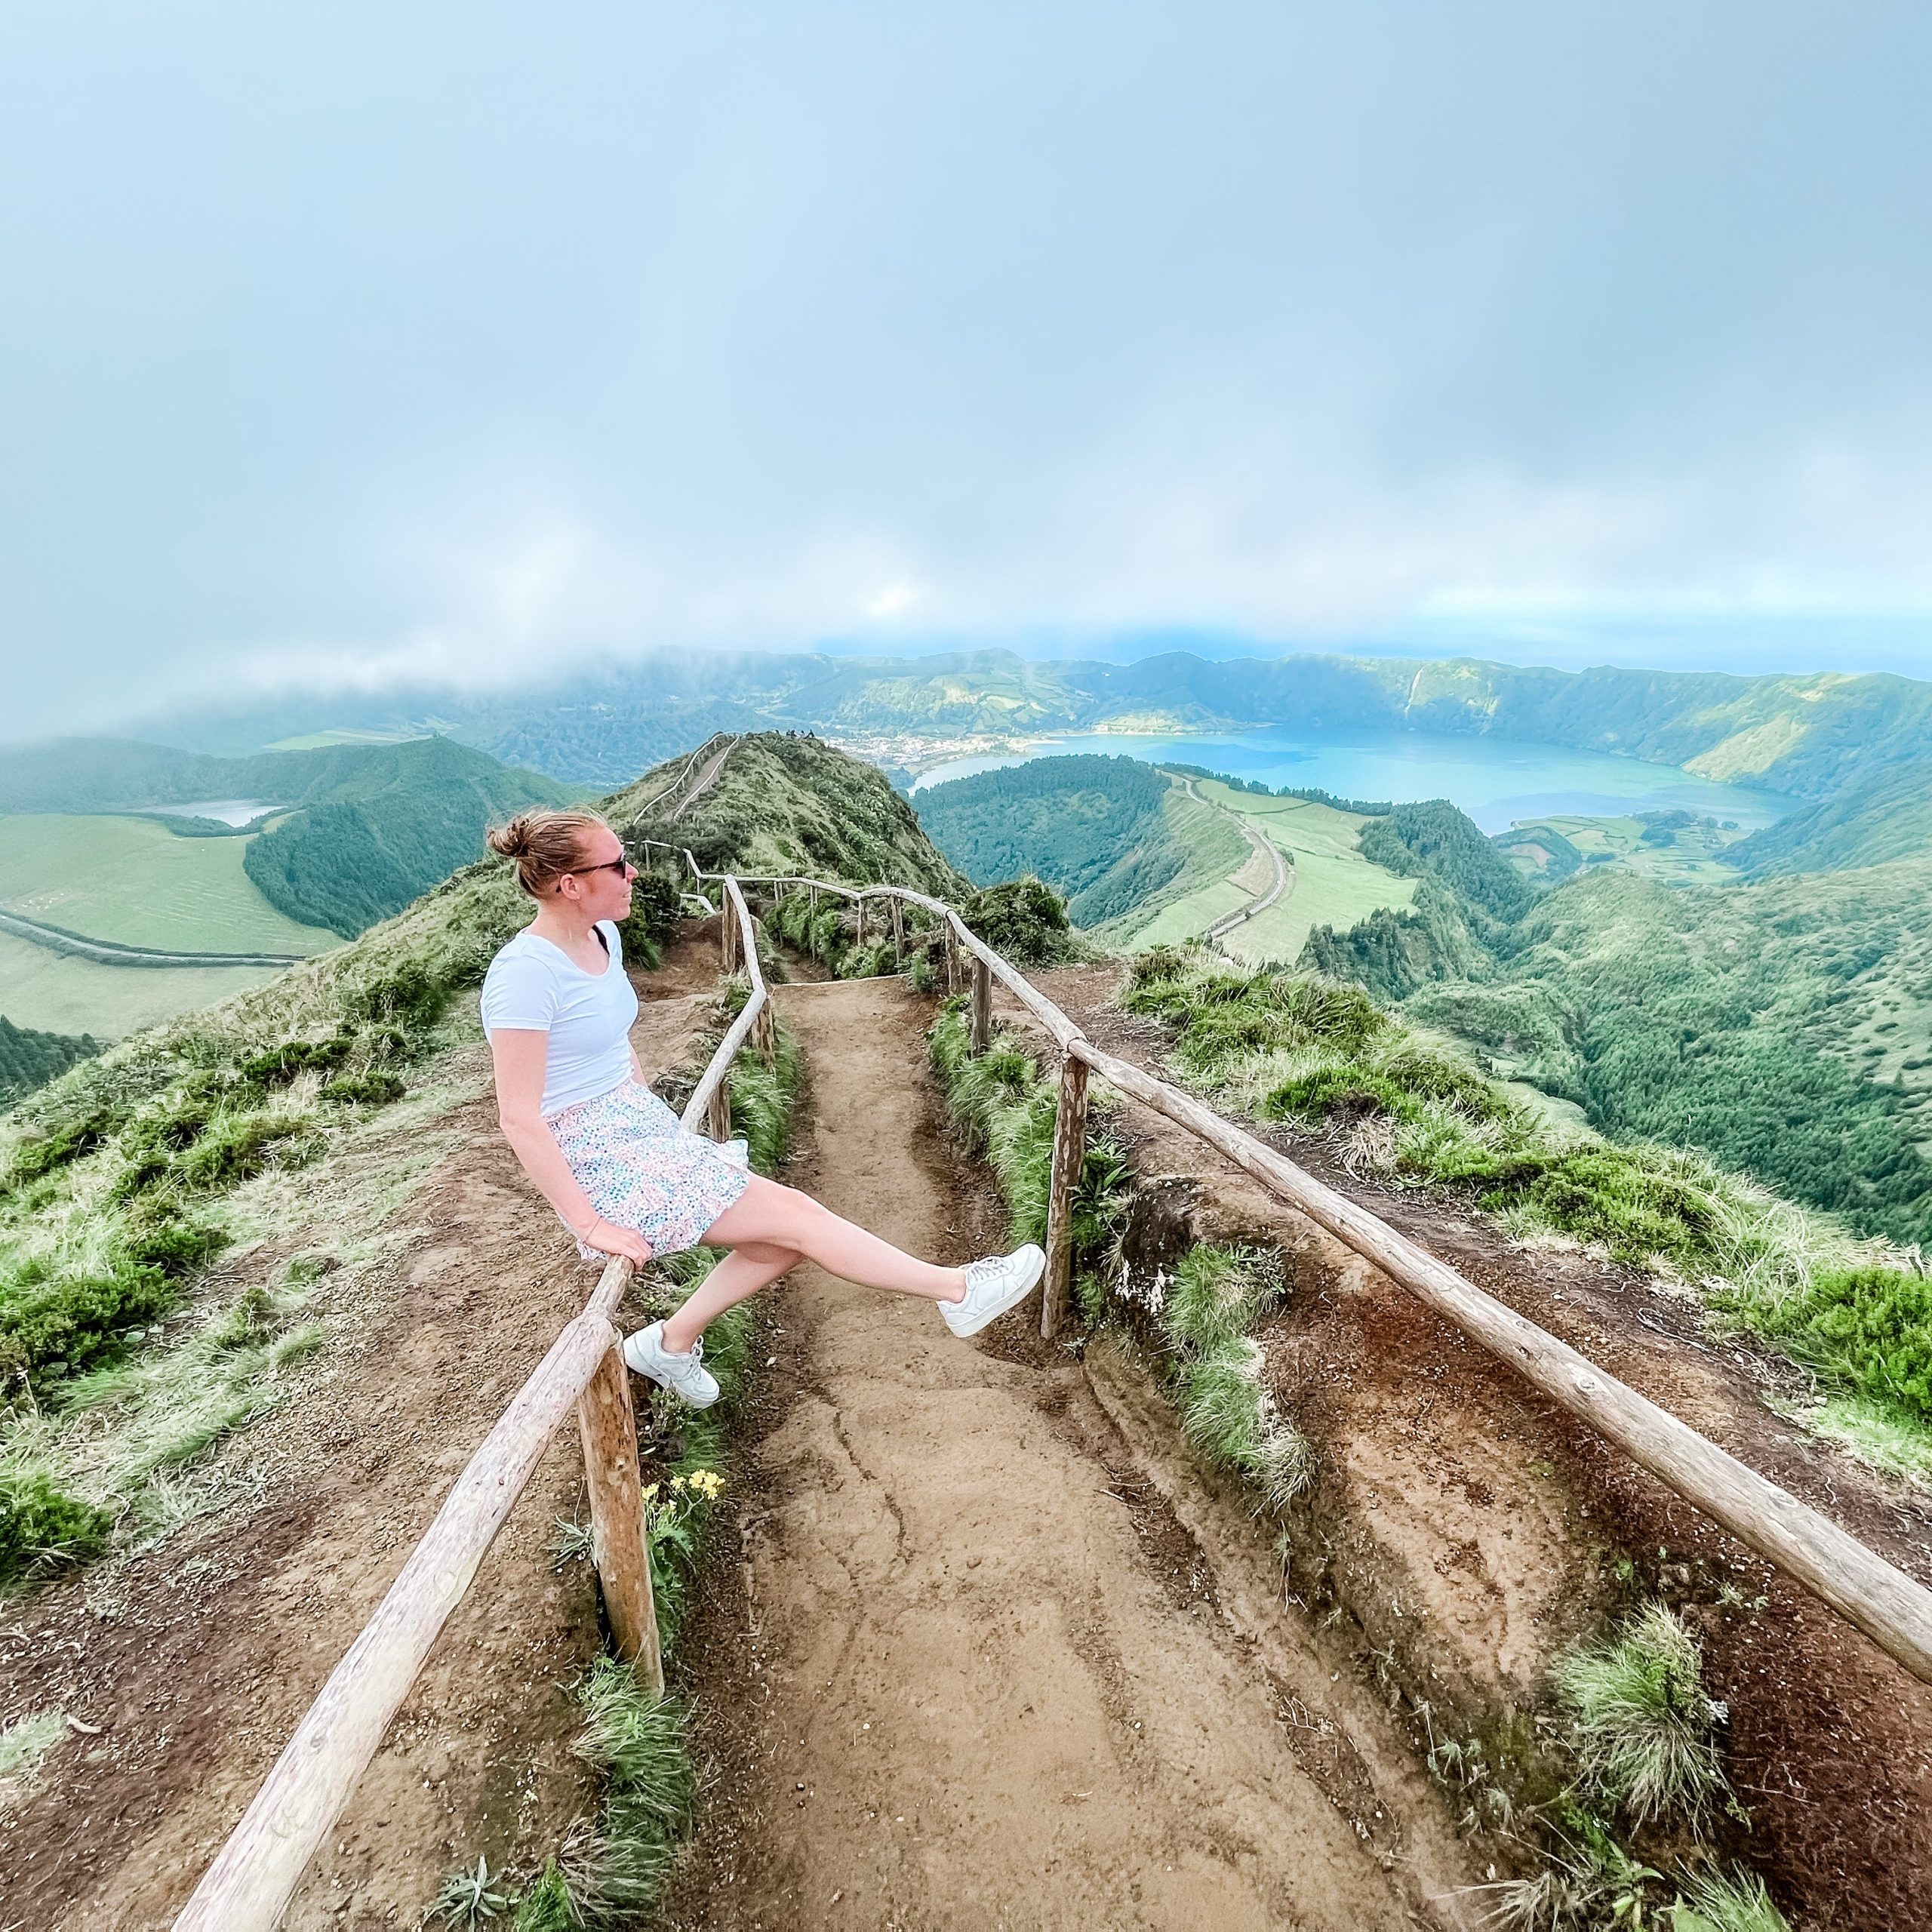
top-left (621, 870), bottom-right (683, 948)
top-left (1551, 1605), bottom-right (1729, 1826)
top-left (960, 875), bottom-right (1078, 968)
top-left (0, 1469), bottom-right (112, 1585)
top-left (1742, 1263), bottom-right (1932, 1425)
top-left (319, 1069), bottom-right (408, 1107)
top-left (237, 1035), bottom-right (353, 1088)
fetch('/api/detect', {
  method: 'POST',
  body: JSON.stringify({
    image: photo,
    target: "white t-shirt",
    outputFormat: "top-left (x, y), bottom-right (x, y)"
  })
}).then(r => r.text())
top-left (478, 921), bottom-right (641, 1118)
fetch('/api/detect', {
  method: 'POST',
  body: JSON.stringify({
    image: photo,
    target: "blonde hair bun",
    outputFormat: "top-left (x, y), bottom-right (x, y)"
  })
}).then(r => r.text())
top-left (485, 808), bottom-right (615, 897)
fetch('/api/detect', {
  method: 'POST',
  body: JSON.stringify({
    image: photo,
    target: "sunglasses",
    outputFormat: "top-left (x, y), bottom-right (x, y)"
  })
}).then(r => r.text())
top-left (568, 857), bottom-right (635, 881)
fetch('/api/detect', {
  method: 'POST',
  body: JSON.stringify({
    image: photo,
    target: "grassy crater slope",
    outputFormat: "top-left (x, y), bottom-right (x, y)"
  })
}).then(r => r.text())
top-left (0, 814), bottom-right (337, 955)
top-left (0, 736), bottom-right (579, 943)
top-left (1721, 757), bottom-right (1932, 878)
top-left (913, 755), bottom-right (1185, 925)
top-left (1306, 802), bottom-right (1932, 1251)
top-left (614, 731), bottom-right (968, 895)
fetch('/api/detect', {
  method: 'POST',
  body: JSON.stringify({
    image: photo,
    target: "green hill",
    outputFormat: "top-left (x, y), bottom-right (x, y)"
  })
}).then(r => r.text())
top-left (1721, 758), bottom-right (1932, 878)
top-left (913, 755), bottom-right (1183, 925)
top-left (0, 735), bottom-right (580, 942)
top-left (240, 738), bottom-right (580, 937)
top-left (1306, 810), bottom-right (1932, 1247)
top-left (611, 732), bottom-right (968, 897)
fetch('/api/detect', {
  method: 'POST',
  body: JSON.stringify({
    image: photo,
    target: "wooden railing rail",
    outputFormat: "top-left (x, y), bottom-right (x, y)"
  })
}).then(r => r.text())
top-left (172, 872), bottom-right (773, 1932)
top-left (685, 854), bottom-right (1932, 1691)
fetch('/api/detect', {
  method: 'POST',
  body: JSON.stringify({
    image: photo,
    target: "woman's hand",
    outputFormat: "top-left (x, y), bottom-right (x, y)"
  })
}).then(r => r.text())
top-left (580, 1217), bottom-right (655, 1267)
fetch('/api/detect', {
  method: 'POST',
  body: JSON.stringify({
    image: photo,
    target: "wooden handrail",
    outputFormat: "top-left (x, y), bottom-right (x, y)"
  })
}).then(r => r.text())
top-left (688, 854), bottom-right (1932, 1690)
top-left (174, 866), bottom-right (772, 1930)
top-left (174, 1313), bottom-right (626, 1930)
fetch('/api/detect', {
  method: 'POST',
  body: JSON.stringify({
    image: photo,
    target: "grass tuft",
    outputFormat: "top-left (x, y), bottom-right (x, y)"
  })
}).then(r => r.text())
top-left (927, 998), bottom-right (1131, 1269)
top-left (1671, 1866), bottom-right (1790, 1932)
top-left (1551, 1605), bottom-right (1729, 1827)
top-left (1162, 1246), bottom-right (1313, 1509)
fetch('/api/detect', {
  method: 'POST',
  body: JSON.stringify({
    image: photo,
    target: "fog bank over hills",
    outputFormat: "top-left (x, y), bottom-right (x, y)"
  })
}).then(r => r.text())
top-left (110, 645), bottom-right (1932, 798)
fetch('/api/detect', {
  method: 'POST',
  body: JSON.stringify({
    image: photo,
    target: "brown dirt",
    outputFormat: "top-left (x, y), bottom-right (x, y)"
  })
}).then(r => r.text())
top-left (0, 944), bottom-right (720, 1930)
top-left (660, 976), bottom-right (1486, 1932)
top-left (1011, 962), bottom-right (1932, 1930)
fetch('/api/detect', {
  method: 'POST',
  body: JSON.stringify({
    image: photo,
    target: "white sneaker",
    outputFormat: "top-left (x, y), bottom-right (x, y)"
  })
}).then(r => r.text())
top-left (622, 1321), bottom-right (720, 1409)
top-left (941, 1244), bottom-right (1045, 1338)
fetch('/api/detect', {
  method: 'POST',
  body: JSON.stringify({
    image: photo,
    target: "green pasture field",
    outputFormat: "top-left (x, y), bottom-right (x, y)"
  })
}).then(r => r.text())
top-left (263, 726), bottom-right (435, 752)
top-left (1095, 782), bottom-right (1249, 948)
top-left (1507, 813), bottom-right (1749, 885)
top-left (0, 928), bottom-right (278, 1039)
top-left (0, 814), bottom-right (338, 955)
top-left (1120, 781), bottom-right (1417, 964)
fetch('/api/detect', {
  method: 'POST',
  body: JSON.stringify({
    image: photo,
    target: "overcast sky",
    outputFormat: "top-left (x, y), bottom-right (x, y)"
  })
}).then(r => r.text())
top-left (5, 1), bottom-right (1931, 739)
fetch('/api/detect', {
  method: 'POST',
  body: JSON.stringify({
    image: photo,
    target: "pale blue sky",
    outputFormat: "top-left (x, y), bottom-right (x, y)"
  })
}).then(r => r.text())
top-left (5, 2), bottom-right (1931, 737)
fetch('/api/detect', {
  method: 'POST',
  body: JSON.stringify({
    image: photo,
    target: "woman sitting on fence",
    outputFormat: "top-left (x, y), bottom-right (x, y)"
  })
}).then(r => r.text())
top-left (479, 808), bottom-right (1044, 1407)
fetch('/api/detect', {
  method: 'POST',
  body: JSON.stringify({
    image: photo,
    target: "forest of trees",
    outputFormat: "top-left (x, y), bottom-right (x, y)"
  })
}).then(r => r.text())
top-left (241, 738), bottom-right (577, 937)
top-left (913, 755), bottom-right (1185, 926)
top-left (0, 1017), bottom-right (98, 1109)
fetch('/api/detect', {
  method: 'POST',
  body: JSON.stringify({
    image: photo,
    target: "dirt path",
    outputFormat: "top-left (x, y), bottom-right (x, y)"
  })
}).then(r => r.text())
top-left (665, 978), bottom-right (1465, 1932)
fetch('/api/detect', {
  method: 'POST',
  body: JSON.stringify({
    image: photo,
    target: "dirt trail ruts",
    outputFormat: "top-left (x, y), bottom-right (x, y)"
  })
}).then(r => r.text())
top-left (663, 977), bottom-right (1470, 1932)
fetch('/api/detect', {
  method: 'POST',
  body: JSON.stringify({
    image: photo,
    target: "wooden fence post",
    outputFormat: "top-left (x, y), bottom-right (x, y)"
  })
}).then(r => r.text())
top-left (943, 921), bottom-right (960, 992)
top-left (577, 1337), bottom-right (664, 1695)
top-left (856, 897), bottom-right (867, 949)
top-left (754, 990), bottom-right (777, 1065)
top-left (1040, 1054), bottom-right (1090, 1340)
top-left (721, 906), bottom-right (738, 974)
top-left (891, 897), bottom-right (904, 967)
top-left (705, 1078), bottom-right (731, 1142)
top-left (971, 955), bottom-right (992, 1054)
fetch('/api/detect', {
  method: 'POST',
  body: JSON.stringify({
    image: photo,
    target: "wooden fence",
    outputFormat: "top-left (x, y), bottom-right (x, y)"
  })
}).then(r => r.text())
top-left (177, 848), bottom-right (1932, 1928)
top-left (171, 879), bottom-right (775, 1931)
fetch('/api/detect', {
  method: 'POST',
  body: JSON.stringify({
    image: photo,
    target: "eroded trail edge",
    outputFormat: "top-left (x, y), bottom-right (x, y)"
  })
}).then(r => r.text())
top-left (664, 977), bottom-right (1474, 1932)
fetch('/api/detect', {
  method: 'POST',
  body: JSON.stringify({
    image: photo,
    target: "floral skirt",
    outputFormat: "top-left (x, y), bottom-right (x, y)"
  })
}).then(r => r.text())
top-left (549, 1080), bottom-right (752, 1261)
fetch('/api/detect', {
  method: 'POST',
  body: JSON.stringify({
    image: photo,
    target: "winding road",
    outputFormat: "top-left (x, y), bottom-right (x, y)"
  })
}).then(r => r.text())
top-left (1171, 774), bottom-right (1292, 942)
top-left (0, 905), bottom-right (314, 969)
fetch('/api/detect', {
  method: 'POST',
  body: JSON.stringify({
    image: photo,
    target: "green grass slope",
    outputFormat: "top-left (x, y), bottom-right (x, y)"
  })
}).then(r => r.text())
top-left (0, 814), bottom-right (338, 954)
top-left (612, 732), bottom-right (968, 896)
top-left (1721, 758), bottom-right (1932, 878)
top-left (242, 737), bottom-right (580, 937)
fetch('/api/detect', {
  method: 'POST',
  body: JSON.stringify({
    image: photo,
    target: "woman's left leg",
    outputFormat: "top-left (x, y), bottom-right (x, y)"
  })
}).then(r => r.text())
top-left (660, 1241), bottom-right (800, 1354)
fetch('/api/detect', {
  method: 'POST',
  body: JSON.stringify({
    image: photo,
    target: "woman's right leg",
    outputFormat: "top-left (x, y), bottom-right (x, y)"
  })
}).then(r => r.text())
top-left (697, 1175), bottom-right (967, 1305)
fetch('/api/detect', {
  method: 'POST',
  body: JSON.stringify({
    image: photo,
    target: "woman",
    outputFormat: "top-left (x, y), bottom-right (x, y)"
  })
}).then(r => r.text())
top-left (479, 808), bottom-right (1044, 1408)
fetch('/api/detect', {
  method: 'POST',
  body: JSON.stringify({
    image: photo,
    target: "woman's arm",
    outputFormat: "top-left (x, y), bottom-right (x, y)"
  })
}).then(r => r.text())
top-left (490, 1029), bottom-right (654, 1266)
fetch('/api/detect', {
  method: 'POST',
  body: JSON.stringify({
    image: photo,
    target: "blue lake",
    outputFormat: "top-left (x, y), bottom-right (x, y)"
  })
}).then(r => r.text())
top-left (910, 728), bottom-right (1789, 834)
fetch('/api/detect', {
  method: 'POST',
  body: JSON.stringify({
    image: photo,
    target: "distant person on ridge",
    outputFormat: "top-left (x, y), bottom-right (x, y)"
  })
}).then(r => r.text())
top-left (479, 808), bottom-right (1044, 1407)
